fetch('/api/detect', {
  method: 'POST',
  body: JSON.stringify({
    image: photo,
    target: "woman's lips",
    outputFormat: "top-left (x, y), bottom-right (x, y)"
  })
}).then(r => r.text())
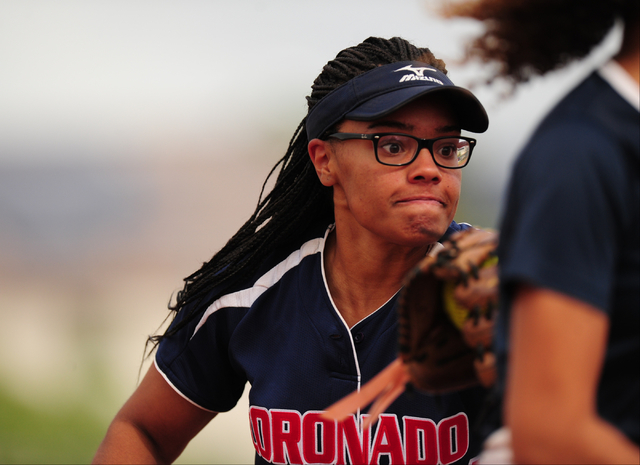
top-left (396, 195), bottom-right (445, 206)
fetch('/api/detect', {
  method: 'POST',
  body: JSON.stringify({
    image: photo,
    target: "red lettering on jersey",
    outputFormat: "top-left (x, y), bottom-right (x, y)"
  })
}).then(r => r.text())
top-left (302, 411), bottom-right (336, 464)
top-left (248, 406), bottom-right (471, 465)
top-left (404, 416), bottom-right (438, 465)
top-left (370, 414), bottom-right (404, 465)
top-left (438, 412), bottom-right (469, 465)
top-left (336, 414), bottom-right (370, 465)
top-left (271, 409), bottom-right (303, 465)
top-left (249, 406), bottom-right (272, 462)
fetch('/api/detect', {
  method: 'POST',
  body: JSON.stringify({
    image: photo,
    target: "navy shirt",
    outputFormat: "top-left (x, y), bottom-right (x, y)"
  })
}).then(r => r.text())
top-left (494, 70), bottom-right (640, 444)
top-left (157, 221), bottom-right (487, 464)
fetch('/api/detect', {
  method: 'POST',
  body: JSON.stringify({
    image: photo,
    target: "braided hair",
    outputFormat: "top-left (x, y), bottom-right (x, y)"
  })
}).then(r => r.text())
top-left (442, 0), bottom-right (639, 85)
top-left (147, 37), bottom-right (447, 350)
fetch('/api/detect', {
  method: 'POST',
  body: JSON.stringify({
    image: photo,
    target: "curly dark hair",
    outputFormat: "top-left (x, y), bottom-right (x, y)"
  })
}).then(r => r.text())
top-left (147, 37), bottom-right (447, 351)
top-left (442, 0), bottom-right (639, 84)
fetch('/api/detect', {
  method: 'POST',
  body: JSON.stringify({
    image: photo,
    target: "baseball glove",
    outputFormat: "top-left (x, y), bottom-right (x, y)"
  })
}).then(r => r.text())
top-left (322, 227), bottom-right (499, 427)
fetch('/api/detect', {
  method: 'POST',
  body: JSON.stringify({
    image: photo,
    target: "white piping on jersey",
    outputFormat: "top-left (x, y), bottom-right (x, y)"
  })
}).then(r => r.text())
top-left (318, 225), bottom-right (364, 395)
top-left (319, 229), bottom-right (444, 413)
top-left (319, 225), bottom-right (426, 397)
top-left (191, 229), bottom-right (328, 339)
top-left (153, 357), bottom-right (218, 413)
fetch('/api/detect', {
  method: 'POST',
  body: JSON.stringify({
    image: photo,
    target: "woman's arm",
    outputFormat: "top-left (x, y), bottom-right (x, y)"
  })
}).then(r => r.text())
top-left (504, 284), bottom-right (639, 464)
top-left (92, 363), bottom-right (217, 464)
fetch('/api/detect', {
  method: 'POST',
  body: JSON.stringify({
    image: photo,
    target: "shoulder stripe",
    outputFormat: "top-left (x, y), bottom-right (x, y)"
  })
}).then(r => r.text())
top-left (191, 236), bottom-right (325, 338)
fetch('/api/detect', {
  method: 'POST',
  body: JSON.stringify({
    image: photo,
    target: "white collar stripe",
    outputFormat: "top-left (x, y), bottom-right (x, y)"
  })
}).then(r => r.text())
top-left (191, 236), bottom-right (325, 338)
top-left (598, 60), bottom-right (640, 112)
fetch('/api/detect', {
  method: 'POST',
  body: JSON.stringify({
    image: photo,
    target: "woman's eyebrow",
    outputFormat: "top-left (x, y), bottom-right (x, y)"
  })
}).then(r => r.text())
top-left (366, 120), bottom-right (412, 131)
top-left (366, 121), bottom-right (461, 134)
top-left (436, 125), bottom-right (462, 134)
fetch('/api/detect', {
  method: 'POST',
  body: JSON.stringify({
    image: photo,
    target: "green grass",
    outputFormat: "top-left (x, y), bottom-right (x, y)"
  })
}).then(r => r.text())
top-left (0, 384), bottom-right (106, 464)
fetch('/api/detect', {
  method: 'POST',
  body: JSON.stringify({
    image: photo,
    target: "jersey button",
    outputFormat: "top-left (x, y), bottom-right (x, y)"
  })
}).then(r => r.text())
top-left (353, 332), bottom-right (364, 343)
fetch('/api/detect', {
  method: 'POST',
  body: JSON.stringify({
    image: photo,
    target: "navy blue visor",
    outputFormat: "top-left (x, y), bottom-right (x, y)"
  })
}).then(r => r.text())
top-left (305, 61), bottom-right (489, 140)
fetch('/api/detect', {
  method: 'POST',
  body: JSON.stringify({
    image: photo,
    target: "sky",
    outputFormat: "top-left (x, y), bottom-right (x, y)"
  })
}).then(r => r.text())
top-left (0, 1), bottom-right (623, 262)
top-left (1, 0), bottom-right (621, 167)
top-left (1, 0), bottom-right (475, 163)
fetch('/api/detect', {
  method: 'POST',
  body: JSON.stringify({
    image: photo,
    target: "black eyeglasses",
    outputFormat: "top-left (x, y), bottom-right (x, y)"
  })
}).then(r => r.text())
top-left (327, 133), bottom-right (476, 168)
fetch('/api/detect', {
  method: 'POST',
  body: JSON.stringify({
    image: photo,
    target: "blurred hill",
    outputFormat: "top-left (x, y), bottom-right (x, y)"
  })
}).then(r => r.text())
top-left (0, 155), bottom-right (278, 463)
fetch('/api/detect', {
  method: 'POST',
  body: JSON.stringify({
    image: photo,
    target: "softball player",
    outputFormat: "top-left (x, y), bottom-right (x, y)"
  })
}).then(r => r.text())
top-left (444, 1), bottom-right (640, 463)
top-left (93, 37), bottom-right (490, 464)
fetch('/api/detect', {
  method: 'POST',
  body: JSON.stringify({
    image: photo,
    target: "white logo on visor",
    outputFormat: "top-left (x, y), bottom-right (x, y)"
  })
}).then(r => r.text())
top-left (394, 64), bottom-right (443, 85)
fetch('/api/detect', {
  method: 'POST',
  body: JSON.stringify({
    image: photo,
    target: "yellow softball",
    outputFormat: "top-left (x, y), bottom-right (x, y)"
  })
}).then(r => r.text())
top-left (442, 280), bottom-right (469, 330)
top-left (442, 255), bottom-right (498, 329)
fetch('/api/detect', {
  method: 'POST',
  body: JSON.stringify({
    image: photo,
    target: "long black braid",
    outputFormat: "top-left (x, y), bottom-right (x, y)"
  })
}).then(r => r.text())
top-left (147, 37), bottom-right (448, 351)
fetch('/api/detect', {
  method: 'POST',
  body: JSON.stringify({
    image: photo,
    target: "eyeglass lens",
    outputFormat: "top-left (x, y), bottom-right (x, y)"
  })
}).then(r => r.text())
top-left (376, 135), bottom-right (470, 167)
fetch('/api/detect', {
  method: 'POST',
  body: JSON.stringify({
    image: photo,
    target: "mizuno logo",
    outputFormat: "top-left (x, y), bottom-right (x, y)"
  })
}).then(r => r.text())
top-left (394, 64), bottom-right (444, 85)
top-left (394, 65), bottom-right (437, 77)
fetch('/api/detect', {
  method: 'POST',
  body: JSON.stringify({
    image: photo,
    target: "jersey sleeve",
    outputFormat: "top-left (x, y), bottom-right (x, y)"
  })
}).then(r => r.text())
top-left (498, 118), bottom-right (628, 313)
top-left (155, 298), bottom-right (248, 412)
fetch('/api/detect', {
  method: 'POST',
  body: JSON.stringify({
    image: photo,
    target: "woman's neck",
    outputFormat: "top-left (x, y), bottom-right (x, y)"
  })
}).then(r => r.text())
top-left (615, 20), bottom-right (640, 83)
top-left (322, 228), bottom-right (432, 328)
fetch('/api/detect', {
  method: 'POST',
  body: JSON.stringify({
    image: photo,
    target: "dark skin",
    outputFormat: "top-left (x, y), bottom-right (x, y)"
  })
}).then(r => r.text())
top-left (506, 286), bottom-right (639, 464)
top-left (92, 364), bottom-right (215, 464)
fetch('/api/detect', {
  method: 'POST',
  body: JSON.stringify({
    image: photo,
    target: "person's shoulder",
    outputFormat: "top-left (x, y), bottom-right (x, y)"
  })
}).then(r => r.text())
top-left (181, 223), bottom-right (332, 319)
top-left (163, 224), bottom-right (331, 341)
top-left (517, 72), bottom-right (637, 170)
top-left (540, 71), bottom-right (636, 136)
top-left (249, 221), bottom-right (330, 277)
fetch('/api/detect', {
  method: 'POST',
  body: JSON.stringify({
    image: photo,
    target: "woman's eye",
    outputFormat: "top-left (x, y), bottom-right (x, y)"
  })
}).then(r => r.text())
top-left (382, 142), bottom-right (403, 154)
top-left (438, 144), bottom-right (457, 158)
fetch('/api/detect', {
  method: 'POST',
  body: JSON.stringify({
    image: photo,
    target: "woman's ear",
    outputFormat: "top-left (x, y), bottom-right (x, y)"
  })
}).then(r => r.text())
top-left (308, 138), bottom-right (336, 186)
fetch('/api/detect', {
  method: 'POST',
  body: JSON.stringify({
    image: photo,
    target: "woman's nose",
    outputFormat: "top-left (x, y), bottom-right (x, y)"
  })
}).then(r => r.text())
top-left (407, 148), bottom-right (441, 181)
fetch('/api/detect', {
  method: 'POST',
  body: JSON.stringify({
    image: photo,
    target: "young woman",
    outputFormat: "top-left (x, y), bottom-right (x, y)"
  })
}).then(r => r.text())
top-left (444, 1), bottom-right (640, 463)
top-left (93, 36), bottom-right (489, 464)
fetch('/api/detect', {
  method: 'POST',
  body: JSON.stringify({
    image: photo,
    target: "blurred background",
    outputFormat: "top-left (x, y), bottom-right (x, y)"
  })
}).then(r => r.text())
top-left (0, 1), bottom-right (621, 463)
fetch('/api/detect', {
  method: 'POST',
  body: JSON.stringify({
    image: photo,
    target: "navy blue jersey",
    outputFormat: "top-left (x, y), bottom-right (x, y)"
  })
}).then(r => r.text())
top-left (157, 221), bottom-right (487, 464)
top-left (493, 67), bottom-right (640, 444)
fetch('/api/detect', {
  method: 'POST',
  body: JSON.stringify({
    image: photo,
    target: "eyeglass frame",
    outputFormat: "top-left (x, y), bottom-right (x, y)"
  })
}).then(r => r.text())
top-left (325, 132), bottom-right (477, 169)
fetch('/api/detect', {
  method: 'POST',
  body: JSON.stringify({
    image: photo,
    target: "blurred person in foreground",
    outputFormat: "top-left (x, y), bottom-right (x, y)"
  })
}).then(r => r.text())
top-left (443, 0), bottom-right (639, 463)
top-left (92, 36), bottom-right (490, 464)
